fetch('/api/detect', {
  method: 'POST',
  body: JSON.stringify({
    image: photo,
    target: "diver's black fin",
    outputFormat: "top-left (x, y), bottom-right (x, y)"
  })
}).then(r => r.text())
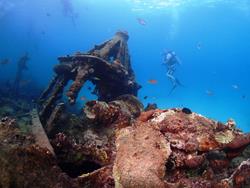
top-left (168, 84), bottom-right (177, 96)
top-left (176, 78), bottom-right (184, 87)
top-left (72, 17), bottom-right (76, 26)
top-left (168, 78), bottom-right (184, 95)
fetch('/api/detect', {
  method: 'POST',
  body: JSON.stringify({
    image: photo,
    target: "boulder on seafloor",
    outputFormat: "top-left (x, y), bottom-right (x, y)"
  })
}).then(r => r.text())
top-left (113, 124), bottom-right (171, 188)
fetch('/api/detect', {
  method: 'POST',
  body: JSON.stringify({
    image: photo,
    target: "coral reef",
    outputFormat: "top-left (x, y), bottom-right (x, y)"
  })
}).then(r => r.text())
top-left (0, 117), bottom-right (78, 188)
top-left (1, 106), bottom-right (250, 187)
top-left (135, 108), bottom-right (250, 187)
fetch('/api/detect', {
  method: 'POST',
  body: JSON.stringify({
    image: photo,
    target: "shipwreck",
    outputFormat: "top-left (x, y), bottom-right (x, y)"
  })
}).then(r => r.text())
top-left (0, 31), bottom-right (250, 188)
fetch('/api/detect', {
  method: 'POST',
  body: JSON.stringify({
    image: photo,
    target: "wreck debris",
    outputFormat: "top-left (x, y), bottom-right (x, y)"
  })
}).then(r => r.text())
top-left (30, 109), bottom-right (55, 156)
top-left (67, 64), bottom-right (90, 104)
top-left (39, 31), bottom-right (141, 123)
top-left (39, 75), bottom-right (60, 101)
top-left (45, 103), bottom-right (65, 136)
top-left (39, 76), bottom-right (69, 123)
top-left (13, 52), bottom-right (29, 95)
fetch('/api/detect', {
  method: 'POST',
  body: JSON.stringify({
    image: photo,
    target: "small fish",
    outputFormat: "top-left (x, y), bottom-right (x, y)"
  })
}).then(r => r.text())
top-left (0, 59), bottom-right (10, 66)
top-left (169, 84), bottom-right (178, 95)
top-left (206, 90), bottom-right (214, 96)
top-left (46, 12), bottom-right (51, 17)
top-left (232, 84), bottom-right (239, 89)
top-left (242, 95), bottom-right (246, 99)
top-left (80, 96), bottom-right (87, 101)
top-left (113, 59), bottom-right (121, 65)
top-left (197, 42), bottom-right (202, 50)
top-left (147, 79), bottom-right (158, 84)
top-left (92, 77), bottom-right (100, 81)
top-left (143, 96), bottom-right (148, 99)
top-left (137, 18), bottom-right (146, 26)
top-left (168, 78), bottom-right (183, 95)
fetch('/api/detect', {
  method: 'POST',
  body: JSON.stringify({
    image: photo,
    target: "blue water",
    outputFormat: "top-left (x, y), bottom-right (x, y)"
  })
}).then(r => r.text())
top-left (0, 0), bottom-right (249, 131)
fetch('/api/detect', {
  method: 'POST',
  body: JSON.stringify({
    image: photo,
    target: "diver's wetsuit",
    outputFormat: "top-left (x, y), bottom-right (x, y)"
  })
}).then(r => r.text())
top-left (163, 51), bottom-right (181, 93)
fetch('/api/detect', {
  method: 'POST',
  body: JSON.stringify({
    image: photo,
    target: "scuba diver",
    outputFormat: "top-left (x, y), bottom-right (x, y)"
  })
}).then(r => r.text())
top-left (162, 50), bottom-right (182, 94)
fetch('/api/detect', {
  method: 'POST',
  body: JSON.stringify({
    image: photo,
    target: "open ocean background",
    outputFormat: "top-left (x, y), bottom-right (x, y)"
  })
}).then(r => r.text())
top-left (0, 0), bottom-right (249, 131)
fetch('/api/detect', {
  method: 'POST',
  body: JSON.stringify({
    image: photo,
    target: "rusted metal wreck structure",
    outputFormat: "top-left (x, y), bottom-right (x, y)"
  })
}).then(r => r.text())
top-left (39, 31), bottom-right (141, 123)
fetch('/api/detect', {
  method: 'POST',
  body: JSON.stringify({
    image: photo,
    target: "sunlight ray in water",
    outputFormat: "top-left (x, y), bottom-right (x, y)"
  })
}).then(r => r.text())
top-left (126, 0), bottom-right (250, 12)
top-left (0, 0), bottom-right (14, 18)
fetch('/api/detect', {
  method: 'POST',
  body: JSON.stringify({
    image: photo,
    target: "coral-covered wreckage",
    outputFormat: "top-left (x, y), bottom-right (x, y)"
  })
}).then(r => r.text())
top-left (1, 31), bottom-right (250, 188)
